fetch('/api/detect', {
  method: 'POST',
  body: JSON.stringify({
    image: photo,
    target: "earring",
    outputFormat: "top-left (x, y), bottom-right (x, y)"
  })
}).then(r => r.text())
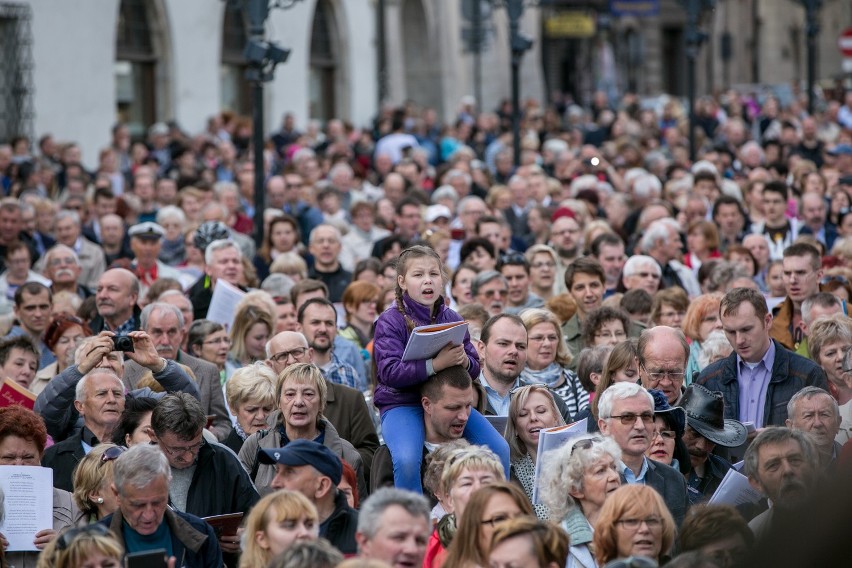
top-left (94, 497), bottom-right (104, 504)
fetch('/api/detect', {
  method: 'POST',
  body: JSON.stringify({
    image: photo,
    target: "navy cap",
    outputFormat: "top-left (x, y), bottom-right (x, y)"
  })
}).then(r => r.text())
top-left (259, 439), bottom-right (342, 485)
top-left (648, 388), bottom-right (686, 438)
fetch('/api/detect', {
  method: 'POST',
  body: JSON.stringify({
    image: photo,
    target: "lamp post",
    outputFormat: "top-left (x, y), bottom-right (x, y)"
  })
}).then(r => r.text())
top-left (505, 0), bottom-right (533, 168)
top-left (240, 0), bottom-right (301, 247)
top-left (681, 0), bottom-right (714, 163)
top-left (801, 0), bottom-right (821, 115)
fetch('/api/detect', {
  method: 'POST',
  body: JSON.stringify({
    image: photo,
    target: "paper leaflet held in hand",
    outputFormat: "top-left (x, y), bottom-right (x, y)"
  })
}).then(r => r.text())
top-left (531, 418), bottom-right (588, 504)
top-left (401, 321), bottom-right (469, 362)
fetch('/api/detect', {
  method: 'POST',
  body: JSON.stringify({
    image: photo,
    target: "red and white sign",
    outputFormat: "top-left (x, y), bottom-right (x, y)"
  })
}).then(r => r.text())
top-left (840, 27), bottom-right (852, 58)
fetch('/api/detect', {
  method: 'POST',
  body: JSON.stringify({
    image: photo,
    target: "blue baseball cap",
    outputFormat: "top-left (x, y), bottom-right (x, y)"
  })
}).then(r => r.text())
top-left (259, 439), bottom-right (342, 485)
top-left (828, 144), bottom-right (852, 157)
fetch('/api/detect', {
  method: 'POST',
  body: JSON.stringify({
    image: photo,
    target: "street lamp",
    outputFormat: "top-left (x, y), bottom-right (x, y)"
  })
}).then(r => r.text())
top-left (504, 0), bottom-right (534, 168)
top-left (230, 0), bottom-right (304, 247)
top-left (800, 0), bottom-right (822, 115)
top-left (681, 0), bottom-right (714, 163)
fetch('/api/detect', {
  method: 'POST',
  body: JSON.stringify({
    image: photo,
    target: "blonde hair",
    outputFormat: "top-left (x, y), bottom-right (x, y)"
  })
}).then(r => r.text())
top-left (37, 528), bottom-right (123, 568)
top-left (226, 362), bottom-right (277, 413)
top-left (440, 445), bottom-right (505, 497)
top-left (519, 308), bottom-right (573, 366)
top-left (228, 303), bottom-right (275, 365)
top-left (504, 385), bottom-right (565, 461)
top-left (270, 251), bottom-right (309, 280)
top-left (276, 363), bottom-right (328, 426)
top-left (239, 490), bottom-right (319, 568)
top-left (71, 443), bottom-right (122, 517)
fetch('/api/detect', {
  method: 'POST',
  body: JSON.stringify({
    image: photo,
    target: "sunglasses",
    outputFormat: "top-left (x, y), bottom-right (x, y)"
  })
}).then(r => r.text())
top-left (101, 446), bottom-right (126, 463)
top-left (56, 524), bottom-right (110, 551)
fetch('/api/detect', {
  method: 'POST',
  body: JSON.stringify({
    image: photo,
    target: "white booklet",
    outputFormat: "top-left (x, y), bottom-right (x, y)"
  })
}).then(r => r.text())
top-left (401, 322), bottom-right (468, 361)
top-left (708, 468), bottom-right (763, 507)
top-left (206, 279), bottom-right (246, 332)
top-left (531, 418), bottom-right (588, 504)
top-left (0, 466), bottom-right (54, 551)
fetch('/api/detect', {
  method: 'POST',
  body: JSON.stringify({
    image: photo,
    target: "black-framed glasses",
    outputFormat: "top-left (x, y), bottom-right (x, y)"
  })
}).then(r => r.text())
top-left (56, 524), bottom-right (110, 551)
top-left (498, 253), bottom-right (527, 267)
top-left (609, 412), bottom-right (655, 426)
top-left (155, 438), bottom-right (204, 457)
top-left (101, 446), bottom-right (125, 462)
top-left (270, 347), bottom-right (309, 364)
top-left (569, 437), bottom-right (603, 456)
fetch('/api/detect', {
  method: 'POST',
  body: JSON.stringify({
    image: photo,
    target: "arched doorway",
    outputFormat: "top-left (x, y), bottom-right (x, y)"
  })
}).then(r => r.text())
top-left (115, 0), bottom-right (171, 137)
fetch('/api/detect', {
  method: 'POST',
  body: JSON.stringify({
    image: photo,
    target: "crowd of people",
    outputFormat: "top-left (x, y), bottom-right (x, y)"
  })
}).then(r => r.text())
top-left (0, 86), bottom-right (851, 568)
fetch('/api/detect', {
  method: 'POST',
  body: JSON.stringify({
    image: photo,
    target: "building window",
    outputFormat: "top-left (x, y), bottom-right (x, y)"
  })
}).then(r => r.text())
top-left (221, 5), bottom-right (251, 115)
top-left (0, 3), bottom-right (34, 144)
top-left (309, 0), bottom-right (338, 121)
top-left (116, 0), bottom-right (159, 138)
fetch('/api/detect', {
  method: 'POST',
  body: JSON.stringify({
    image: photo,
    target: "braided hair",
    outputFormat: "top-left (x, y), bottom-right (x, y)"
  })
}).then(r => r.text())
top-left (394, 245), bottom-right (444, 333)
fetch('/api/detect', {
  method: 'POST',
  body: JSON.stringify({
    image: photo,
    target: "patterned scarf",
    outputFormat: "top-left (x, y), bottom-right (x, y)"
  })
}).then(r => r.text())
top-left (519, 362), bottom-right (564, 388)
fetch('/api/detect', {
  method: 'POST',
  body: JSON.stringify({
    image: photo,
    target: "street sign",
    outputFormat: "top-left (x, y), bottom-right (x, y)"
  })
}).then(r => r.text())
top-left (840, 27), bottom-right (852, 58)
top-left (544, 12), bottom-right (596, 38)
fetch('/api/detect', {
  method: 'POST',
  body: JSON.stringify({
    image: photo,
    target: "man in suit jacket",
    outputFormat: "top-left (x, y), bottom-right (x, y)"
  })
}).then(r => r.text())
top-left (697, 288), bottom-right (827, 428)
top-left (42, 369), bottom-right (126, 491)
top-left (122, 302), bottom-right (231, 441)
top-left (598, 381), bottom-right (690, 526)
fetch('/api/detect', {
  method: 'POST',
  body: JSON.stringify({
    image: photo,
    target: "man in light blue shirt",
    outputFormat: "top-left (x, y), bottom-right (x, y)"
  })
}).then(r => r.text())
top-left (477, 314), bottom-right (528, 416)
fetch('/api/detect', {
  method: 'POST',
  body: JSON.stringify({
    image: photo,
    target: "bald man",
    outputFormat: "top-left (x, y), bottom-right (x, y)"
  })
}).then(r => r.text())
top-left (638, 326), bottom-right (690, 405)
top-left (266, 331), bottom-right (379, 478)
top-left (91, 268), bottom-right (141, 333)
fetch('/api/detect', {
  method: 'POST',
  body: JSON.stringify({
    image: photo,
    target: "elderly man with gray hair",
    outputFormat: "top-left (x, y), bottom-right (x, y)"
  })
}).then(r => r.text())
top-left (640, 218), bottom-right (700, 297)
top-left (472, 270), bottom-right (508, 317)
top-left (42, 368), bottom-right (126, 491)
top-left (122, 302), bottom-right (231, 441)
top-left (355, 487), bottom-right (431, 567)
top-left (101, 443), bottom-right (223, 567)
top-left (785, 386), bottom-right (842, 470)
top-left (597, 381), bottom-right (690, 526)
top-left (621, 254), bottom-right (663, 297)
top-left (34, 329), bottom-right (200, 442)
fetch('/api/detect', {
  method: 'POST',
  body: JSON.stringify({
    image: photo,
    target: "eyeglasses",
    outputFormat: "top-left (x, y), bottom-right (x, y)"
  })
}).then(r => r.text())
top-left (616, 516), bottom-right (663, 531)
top-left (651, 429), bottom-right (676, 440)
top-left (595, 330), bottom-right (627, 340)
top-left (157, 439), bottom-right (204, 457)
top-left (270, 347), bottom-right (309, 364)
top-left (530, 261), bottom-right (555, 269)
top-left (569, 437), bottom-right (603, 456)
top-left (608, 412), bottom-right (655, 426)
top-left (498, 253), bottom-right (527, 266)
top-left (641, 364), bottom-right (686, 384)
top-left (480, 289), bottom-right (507, 299)
top-left (821, 275), bottom-right (849, 285)
top-left (48, 257), bottom-right (78, 267)
top-left (56, 524), bottom-right (110, 551)
top-left (481, 512), bottom-right (525, 527)
top-left (631, 271), bottom-right (661, 280)
top-left (203, 336), bottom-right (231, 346)
top-left (101, 446), bottom-right (126, 462)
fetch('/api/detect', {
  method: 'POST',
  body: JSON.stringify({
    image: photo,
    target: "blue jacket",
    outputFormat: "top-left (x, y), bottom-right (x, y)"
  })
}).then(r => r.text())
top-left (373, 294), bottom-right (479, 413)
top-left (696, 339), bottom-right (828, 426)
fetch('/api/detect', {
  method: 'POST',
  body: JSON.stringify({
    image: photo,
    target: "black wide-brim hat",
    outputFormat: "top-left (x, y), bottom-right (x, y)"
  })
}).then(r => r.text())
top-left (678, 384), bottom-right (748, 447)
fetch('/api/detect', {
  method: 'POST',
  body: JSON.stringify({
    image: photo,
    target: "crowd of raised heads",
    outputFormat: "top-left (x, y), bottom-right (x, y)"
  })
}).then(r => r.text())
top-left (0, 87), bottom-right (851, 567)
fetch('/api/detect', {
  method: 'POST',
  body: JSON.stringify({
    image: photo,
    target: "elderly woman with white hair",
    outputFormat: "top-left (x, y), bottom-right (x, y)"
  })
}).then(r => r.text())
top-left (223, 362), bottom-right (277, 453)
top-left (621, 254), bottom-right (662, 296)
top-left (156, 205), bottom-right (188, 265)
top-left (538, 434), bottom-right (623, 568)
top-left (698, 330), bottom-right (734, 370)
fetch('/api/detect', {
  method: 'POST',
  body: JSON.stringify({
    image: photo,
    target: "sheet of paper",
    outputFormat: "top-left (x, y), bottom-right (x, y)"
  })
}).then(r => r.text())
top-left (401, 322), bottom-right (468, 361)
top-left (206, 280), bottom-right (246, 332)
top-left (0, 466), bottom-right (54, 552)
top-left (531, 418), bottom-right (587, 504)
top-left (708, 468), bottom-right (763, 507)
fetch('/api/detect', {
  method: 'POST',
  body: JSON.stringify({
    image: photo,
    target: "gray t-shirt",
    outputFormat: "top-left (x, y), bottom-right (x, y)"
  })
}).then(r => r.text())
top-left (169, 464), bottom-right (197, 512)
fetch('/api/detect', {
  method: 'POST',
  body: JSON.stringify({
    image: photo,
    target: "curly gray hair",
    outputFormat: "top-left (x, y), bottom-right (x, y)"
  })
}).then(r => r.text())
top-left (537, 434), bottom-right (622, 520)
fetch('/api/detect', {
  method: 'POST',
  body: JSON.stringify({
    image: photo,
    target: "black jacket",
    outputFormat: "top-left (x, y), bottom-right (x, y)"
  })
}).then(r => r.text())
top-left (321, 491), bottom-right (359, 555)
top-left (41, 429), bottom-right (86, 492)
top-left (182, 441), bottom-right (259, 518)
top-left (686, 453), bottom-right (733, 504)
top-left (103, 507), bottom-right (222, 568)
top-left (644, 458), bottom-right (690, 527)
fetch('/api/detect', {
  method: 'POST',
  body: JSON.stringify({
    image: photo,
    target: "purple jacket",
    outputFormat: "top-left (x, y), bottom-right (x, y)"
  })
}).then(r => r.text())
top-left (373, 293), bottom-right (480, 414)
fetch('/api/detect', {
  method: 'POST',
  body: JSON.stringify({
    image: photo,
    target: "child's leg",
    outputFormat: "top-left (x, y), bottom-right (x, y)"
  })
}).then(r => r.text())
top-left (462, 409), bottom-right (511, 476)
top-left (381, 406), bottom-right (427, 493)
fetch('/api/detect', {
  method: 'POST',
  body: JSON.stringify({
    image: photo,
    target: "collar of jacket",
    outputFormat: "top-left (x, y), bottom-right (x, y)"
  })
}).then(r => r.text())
top-left (108, 506), bottom-right (207, 554)
top-left (719, 340), bottom-right (790, 385)
top-left (401, 292), bottom-right (444, 325)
